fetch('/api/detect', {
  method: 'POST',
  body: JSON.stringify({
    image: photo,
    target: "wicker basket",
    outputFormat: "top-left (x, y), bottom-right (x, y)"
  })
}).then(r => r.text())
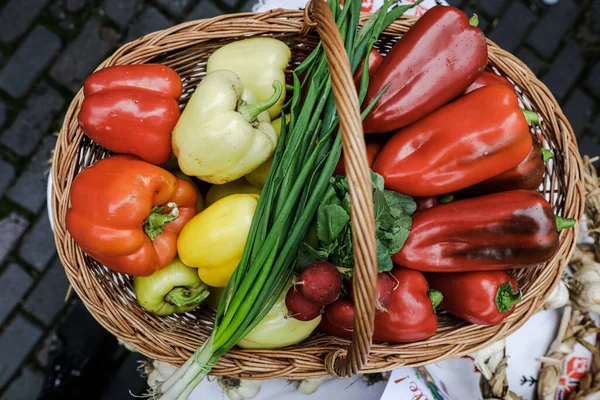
top-left (51, 2), bottom-right (585, 380)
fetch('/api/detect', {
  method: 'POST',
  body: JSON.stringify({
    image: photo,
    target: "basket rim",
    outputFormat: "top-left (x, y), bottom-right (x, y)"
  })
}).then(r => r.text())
top-left (50, 8), bottom-right (586, 379)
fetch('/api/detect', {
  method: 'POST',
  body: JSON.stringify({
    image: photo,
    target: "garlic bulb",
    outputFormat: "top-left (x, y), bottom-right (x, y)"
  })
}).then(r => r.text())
top-left (569, 262), bottom-right (600, 314)
top-left (295, 376), bottom-right (328, 395)
top-left (217, 376), bottom-right (262, 400)
top-left (544, 280), bottom-right (569, 309)
top-left (146, 360), bottom-right (178, 390)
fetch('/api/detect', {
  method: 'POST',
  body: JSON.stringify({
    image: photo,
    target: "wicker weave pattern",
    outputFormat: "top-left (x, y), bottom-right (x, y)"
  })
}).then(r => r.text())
top-left (51, 9), bottom-right (585, 379)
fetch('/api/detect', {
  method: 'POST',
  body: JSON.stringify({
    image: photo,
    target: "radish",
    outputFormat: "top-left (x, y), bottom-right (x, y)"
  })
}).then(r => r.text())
top-left (349, 272), bottom-right (395, 314)
top-left (285, 287), bottom-right (322, 321)
top-left (297, 262), bottom-right (342, 305)
top-left (324, 298), bottom-right (355, 329)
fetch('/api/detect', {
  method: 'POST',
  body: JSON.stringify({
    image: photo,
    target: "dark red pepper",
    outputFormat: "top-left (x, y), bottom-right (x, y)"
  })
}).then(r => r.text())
top-left (79, 64), bottom-right (182, 165)
top-left (334, 142), bottom-right (381, 176)
top-left (425, 271), bottom-right (521, 325)
top-left (461, 139), bottom-right (545, 196)
top-left (394, 190), bottom-right (561, 272)
top-left (318, 267), bottom-right (440, 343)
top-left (353, 48), bottom-right (384, 88)
top-left (464, 71), bottom-right (514, 94)
top-left (414, 196), bottom-right (440, 212)
top-left (373, 85), bottom-right (533, 197)
top-left (362, 6), bottom-right (487, 134)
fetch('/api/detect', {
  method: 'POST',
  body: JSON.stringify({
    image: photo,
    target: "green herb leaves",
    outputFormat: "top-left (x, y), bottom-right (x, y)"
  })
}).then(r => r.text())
top-left (298, 171), bottom-right (415, 275)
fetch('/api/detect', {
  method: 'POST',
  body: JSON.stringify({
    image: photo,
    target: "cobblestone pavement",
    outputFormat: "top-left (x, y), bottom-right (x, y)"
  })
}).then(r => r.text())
top-left (0, 0), bottom-right (597, 398)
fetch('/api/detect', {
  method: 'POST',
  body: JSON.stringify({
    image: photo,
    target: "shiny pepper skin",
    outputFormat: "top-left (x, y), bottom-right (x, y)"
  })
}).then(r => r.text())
top-left (79, 64), bottom-right (182, 165)
top-left (373, 85), bottom-right (533, 197)
top-left (362, 6), bottom-right (488, 133)
top-left (66, 155), bottom-right (198, 276)
top-left (394, 190), bottom-right (559, 272)
top-left (425, 271), bottom-right (521, 325)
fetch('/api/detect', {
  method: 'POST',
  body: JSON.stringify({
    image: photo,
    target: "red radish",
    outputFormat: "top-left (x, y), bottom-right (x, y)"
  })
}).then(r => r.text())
top-left (285, 288), bottom-right (322, 321)
top-left (349, 272), bottom-right (395, 314)
top-left (297, 262), bottom-right (342, 305)
top-left (325, 298), bottom-right (355, 329)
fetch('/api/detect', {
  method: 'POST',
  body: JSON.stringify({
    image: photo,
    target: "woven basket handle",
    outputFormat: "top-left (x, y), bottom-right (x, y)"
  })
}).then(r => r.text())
top-left (302, 0), bottom-right (379, 378)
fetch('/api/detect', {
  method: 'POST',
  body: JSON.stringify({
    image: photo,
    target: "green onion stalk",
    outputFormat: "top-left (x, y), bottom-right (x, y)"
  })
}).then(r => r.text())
top-left (157, 1), bottom-right (420, 399)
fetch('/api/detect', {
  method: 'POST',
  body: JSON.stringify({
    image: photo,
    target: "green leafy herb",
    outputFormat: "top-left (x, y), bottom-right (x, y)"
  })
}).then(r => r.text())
top-left (297, 171), bottom-right (415, 275)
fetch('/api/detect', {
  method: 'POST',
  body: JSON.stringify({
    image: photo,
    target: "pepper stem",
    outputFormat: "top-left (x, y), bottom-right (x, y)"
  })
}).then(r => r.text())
top-left (541, 148), bottom-right (554, 162)
top-left (238, 80), bottom-right (283, 122)
top-left (555, 215), bottom-right (576, 232)
top-left (164, 286), bottom-right (210, 308)
top-left (495, 283), bottom-right (522, 313)
top-left (428, 289), bottom-right (443, 313)
top-left (144, 202), bottom-right (179, 241)
top-left (469, 14), bottom-right (479, 27)
top-left (439, 195), bottom-right (454, 204)
top-left (522, 110), bottom-right (540, 125)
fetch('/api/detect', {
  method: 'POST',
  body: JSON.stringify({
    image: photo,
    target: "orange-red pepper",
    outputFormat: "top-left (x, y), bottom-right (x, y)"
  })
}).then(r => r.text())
top-left (66, 155), bottom-right (197, 276)
top-left (373, 85), bottom-right (533, 197)
top-left (79, 64), bottom-right (182, 165)
top-left (464, 71), bottom-right (514, 94)
top-left (362, 6), bottom-right (487, 134)
top-left (425, 271), bottom-right (521, 325)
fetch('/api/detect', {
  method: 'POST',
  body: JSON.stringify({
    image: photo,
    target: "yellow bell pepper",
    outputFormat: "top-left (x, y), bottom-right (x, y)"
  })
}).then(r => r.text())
top-left (177, 193), bottom-right (259, 287)
top-left (205, 179), bottom-right (261, 207)
top-left (238, 280), bottom-right (321, 349)
top-left (245, 114), bottom-right (290, 188)
top-left (207, 37), bottom-right (291, 119)
top-left (172, 70), bottom-right (280, 184)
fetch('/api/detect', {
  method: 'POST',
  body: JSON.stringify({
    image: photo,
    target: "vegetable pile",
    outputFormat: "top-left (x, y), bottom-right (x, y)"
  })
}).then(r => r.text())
top-left (64, 0), bottom-right (577, 398)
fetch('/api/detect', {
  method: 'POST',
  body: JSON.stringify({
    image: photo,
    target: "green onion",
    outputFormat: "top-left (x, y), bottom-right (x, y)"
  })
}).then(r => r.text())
top-left (157, 1), bottom-right (418, 398)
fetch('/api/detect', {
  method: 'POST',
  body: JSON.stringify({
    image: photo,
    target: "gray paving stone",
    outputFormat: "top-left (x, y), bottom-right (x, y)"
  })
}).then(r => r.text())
top-left (516, 46), bottom-right (546, 76)
top-left (23, 258), bottom-right (70, 325)
top-left (156, 0), bottom-right (192, 17)
top-left (0, 214), bottom-right (29, 266)
top-left (7, 136), bottom-right (56, 213)
top-left (472, 0), bottom-right (510, 17)
top-left (2, 365), bottom-right (44, 400)
top-left (593, 114), bottom-right (600, 136)
top-left (587, 62), bottom-right (600, 96)
top-left (0, 158), bottom-right (15, 198)
top-left (593, 0), bottom-right (600, 34)
top-left (66, 0), bottom-right (92, 13)
top-left (0, 100), bottom-right (7, 128)
top-left (0, 264), bottom-right (33, 325)
top-left (0, 315), bottom-right (43, 388)
top-left (127, 6), bottom-right (172, 42)
top-left (461, 7), bottom-right (489, 32)
top-left (579, 134), bottom-right (600, 158)
top-left (542, 42), bottom-right (584, 102)
top-left (104, 0), bottom-right (139, 28)
top-left (526, 0), bottom-right (580, 59)
top-left (0, 83), bottom-right (63, 157)
top-left (240, 0), bottom-right (256, 12)
top-left (489, 2), bottom-right (536, 53)
top-left (186, 0), bottom-right (223, 20)
top-left (0, 0), bottom-right (49, 43)
top-left (50, 19), bottom-right (120, 92)
top-left (563, 89), bottom-right (594, 139)
top-left (0, 26), bottom-right (62, 98)
top-left (19, 211), bottom-right (56, 271)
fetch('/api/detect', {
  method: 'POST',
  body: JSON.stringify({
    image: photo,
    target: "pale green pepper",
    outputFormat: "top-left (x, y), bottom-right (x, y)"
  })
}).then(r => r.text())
top-left (238, 281), bottom-right (321, 349)
top-left (172, 70), bottom-right (281, 184)
top-left (207, 37), bottom-right (291, 119)
top-left (133, 257), bottom-right (210, 316)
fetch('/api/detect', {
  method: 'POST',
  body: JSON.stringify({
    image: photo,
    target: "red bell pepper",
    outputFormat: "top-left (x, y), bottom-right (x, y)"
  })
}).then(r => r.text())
top-left (79, 64), bottom-right (182, 165)
top-left (425, 271), bottom-right (521, 325)
top-left (373, 85), bottom-right (533, 196)
top-left (318, 267), bottom-right (440, 343)
top-left (353, 48), bottom-right (384, 87)
top-left (394, 190), bottom-right (564, 272)
top-left (362, 6), bottom-right (488, 133)
top-left (414, 196), bottom-right (440, 212)
top-left (66, 155), bottom-right (197, 276)
top-left (461, 139), bottom-right (545, 196)
top-left (334, 142), bottom-right (381, 176)
top-left (464, 71), bottom-right (514, 94)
